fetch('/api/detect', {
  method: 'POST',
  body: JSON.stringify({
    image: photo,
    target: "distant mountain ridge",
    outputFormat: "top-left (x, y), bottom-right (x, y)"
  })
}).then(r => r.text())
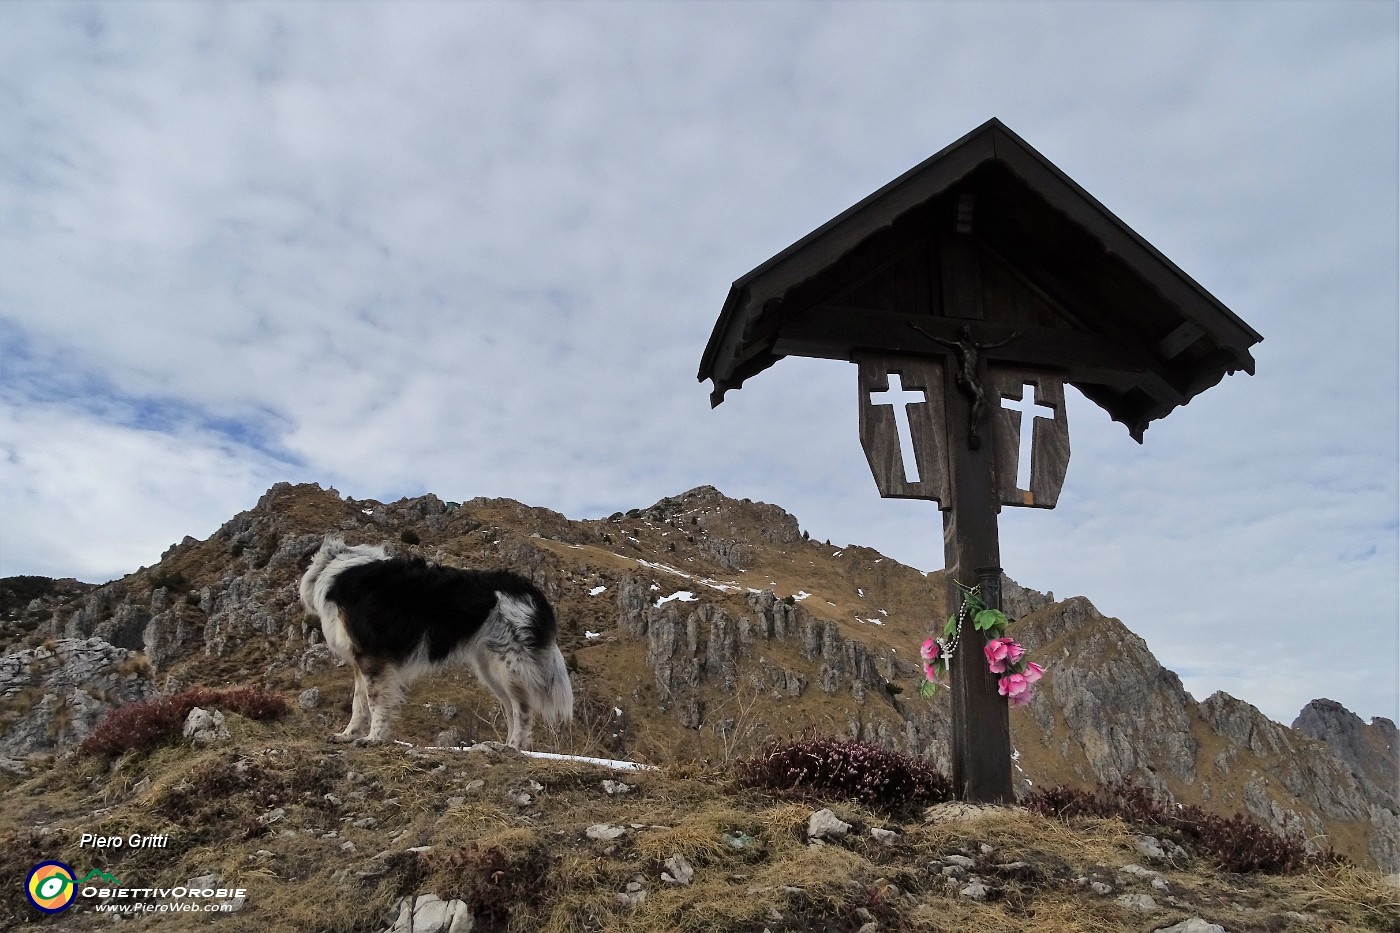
top-left (1, 481), bottom-right (1396, 871)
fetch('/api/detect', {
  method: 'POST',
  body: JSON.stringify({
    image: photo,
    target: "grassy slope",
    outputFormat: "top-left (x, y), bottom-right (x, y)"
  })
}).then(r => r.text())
top-left (0, 719), bottom-right (1395, 932)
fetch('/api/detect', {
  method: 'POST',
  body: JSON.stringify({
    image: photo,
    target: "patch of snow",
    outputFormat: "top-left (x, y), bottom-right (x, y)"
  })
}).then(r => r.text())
top-left (589, 585), bottom-right (607, 596)
top-left (864, 618), bottom-right (883, 626)
top-left (585, 631), bottom-right (603, 639)
top-left (792, 591), bottom-right (811, 601)
top-left (636, 559), bottom-right (691, 579)
top-left (655, 591), bottom-right (697, 607)
top-left (857, 588), bottom-right (864, 597)
top-left (614, 707), bottom-right (623, 718)
top-left (832, 550), bottom-right (844, 557)
top-left (362, 508), bottom-right (374, 515)
top-left (392, 741), bottom-right (655, 772)
top-left (878, 609), bottom-right (888, 615)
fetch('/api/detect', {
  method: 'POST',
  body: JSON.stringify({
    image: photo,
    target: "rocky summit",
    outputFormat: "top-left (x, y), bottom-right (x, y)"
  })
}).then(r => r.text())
top-left (1, 483), bottom-right (1397, 932)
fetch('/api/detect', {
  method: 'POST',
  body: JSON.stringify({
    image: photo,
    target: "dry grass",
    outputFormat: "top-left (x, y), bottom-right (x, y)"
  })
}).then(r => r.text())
top-left (1301, 864), bottom-right (1400, 930)
top-left (2, 718), bottom-right (1397, 933)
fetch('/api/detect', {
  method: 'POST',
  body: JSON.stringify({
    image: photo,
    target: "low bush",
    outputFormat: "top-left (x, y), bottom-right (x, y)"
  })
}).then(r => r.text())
top-left (1026, 781), bottom-right (1345, 875)
top-left (148, 568), bottom-right (191, 594)
top-left (79, 686), bottom-right (289, 760)
top-left (440, 843), bottom-right (552, 931)
top-left (735, 736), bottom-right (953, 816)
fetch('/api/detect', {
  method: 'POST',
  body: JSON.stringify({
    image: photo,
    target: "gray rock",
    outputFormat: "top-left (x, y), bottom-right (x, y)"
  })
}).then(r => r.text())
top-left (298, 688), bottom-right (320, 709)
top-left (1153, 921), bottom-right (1225, 933)
top-left (661, 853), bottom-right (694, 885)
top-left (1131, 835), bottom-right (1188, 864)
top-left (869, 827), bottom-right (899, 846)
top-left (807, 808), bottom-right (852, 840)
top-left (383, 893), bottom-right (473, 933)
top-left (1115, 893), bottom-right (1157, 912)
top-left (959, 879), bottom-right (989, 900)
top-left (586, 824), bottom-right (626, 841)
top-left (182, 707), bottom-right (229, 745)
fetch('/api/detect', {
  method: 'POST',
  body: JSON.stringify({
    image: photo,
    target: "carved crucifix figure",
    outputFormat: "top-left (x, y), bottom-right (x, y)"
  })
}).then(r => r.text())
top-left (908, 323), bottom-right (1021, 449)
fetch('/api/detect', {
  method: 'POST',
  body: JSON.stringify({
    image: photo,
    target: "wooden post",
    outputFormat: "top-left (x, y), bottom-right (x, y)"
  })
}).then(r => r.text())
top-left (940, 224), bottom-right (1014, 804)
top-left (941, 371), bottom-right (1014, 804)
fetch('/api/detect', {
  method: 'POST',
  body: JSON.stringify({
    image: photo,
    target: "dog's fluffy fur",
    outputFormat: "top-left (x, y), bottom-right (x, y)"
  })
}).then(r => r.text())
top-left (298, 536), bottom-right (573, 748)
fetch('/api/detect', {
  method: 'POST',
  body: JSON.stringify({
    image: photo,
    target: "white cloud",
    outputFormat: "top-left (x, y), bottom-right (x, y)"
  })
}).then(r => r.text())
top-left (0, 2), bottom-right (1393, 726)
top-left (0, 395), bottom-right (293, 582)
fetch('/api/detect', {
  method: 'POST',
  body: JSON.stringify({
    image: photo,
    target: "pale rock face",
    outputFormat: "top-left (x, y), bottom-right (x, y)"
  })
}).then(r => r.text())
top-left (1021, 596), bottom-right (1197, 793)
top-left (1293, 697), bottom-right (1398, 810)
top-left (0, 637), bottom-right (155, 758)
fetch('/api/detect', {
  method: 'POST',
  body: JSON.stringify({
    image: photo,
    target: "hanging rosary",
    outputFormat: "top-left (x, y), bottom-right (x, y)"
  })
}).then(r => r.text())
top-left (937, 583), bottom-right (977, 668)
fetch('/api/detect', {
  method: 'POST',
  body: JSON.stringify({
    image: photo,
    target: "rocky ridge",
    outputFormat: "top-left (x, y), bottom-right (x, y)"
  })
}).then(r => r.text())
top-left (1, 481), bottom-right (1396, 874)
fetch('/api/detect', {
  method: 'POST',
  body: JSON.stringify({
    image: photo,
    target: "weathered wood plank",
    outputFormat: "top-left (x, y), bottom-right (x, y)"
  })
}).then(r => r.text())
top-left (991, 369), bottom-right (1070, 509)
top-left (855, 355), bottom-right (950, 503)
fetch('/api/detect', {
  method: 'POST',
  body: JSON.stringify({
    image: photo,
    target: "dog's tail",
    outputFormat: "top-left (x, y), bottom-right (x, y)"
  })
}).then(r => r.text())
top-left (535, 643), bottom-right (574, 728)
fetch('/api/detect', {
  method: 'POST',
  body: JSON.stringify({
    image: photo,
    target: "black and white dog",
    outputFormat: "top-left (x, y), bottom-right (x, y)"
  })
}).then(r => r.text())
top-left (298, 536), bottom-right (573, 749)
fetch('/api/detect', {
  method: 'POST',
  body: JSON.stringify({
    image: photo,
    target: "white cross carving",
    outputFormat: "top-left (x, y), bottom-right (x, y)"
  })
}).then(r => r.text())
top-left (1001, 382), bottom-right (1055, 490)
top-left (868, 373), bottom-right (927, 484)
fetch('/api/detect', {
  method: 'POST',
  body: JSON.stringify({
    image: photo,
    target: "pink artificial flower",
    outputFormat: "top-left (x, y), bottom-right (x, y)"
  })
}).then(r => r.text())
top-left (1008, 687), bottom-right (1034, 708)
top-left (1023, 661), bottom-right (1046, 684)
top-left (998, 672), bottom-right (1029, 698)
top-left (920, 638), bottom-right (940, 662)
top-left (923, 661), bottom-right (940, 683)
top-left (984, 637), bottom-right (1024, 673)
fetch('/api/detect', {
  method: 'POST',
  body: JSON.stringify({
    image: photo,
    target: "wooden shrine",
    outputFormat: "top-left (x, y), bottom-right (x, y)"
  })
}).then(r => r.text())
top-left (698, 118), bottom-right (1262, 803)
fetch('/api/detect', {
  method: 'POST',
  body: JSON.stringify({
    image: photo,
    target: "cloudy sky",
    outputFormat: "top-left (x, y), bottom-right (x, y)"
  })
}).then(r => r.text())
top-left (1, 2), bottom-right (1395, 727)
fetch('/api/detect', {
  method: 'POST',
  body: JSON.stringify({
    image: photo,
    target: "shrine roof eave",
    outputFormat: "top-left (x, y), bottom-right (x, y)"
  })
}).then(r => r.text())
top-left (698, 118), bottom-right (1262, 438)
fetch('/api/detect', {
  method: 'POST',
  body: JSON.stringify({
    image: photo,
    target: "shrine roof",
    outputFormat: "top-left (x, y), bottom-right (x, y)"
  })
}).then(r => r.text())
top-left (698, 118), bottom-right (1262, 441)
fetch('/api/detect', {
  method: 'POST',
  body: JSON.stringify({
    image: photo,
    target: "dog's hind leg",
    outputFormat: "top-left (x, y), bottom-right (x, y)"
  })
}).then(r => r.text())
top-left (357, 660), bottom-right (404, 746)
top-left (512, 689), bottom-right (536, 751)
top-left (473, 655), bottom-right (529, 749)
top-left (331, 666), bottom-right (371, 743)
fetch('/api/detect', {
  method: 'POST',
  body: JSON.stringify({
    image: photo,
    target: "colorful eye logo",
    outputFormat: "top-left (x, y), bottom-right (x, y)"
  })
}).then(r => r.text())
top-left (26, 861), bottom-right (76, 913)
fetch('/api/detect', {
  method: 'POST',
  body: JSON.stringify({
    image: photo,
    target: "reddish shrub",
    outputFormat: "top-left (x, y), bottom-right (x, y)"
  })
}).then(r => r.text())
top-left (1026, 780), bottom-right (1345, 875)
top-left (735, 736), bottom-right (952, 816)
top-left (79, 686), bottom-right (289, 759)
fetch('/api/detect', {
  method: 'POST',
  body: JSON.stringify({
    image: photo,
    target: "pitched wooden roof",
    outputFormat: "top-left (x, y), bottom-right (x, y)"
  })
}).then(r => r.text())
top-left (698, 118), bottom-right (1261, 441)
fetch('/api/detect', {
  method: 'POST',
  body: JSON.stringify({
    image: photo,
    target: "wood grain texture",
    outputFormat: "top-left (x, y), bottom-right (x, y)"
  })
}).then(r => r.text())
top-left (855, 355), bottom-right (949, 503)
top-left (991, 368), bottom-right (1070, 509)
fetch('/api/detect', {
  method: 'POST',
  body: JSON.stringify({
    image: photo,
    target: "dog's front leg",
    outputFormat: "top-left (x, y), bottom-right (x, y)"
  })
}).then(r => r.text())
top-left (355, 664), bottom-right (402, 746)
top-left (331, 668), bottom-right (371, 742)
